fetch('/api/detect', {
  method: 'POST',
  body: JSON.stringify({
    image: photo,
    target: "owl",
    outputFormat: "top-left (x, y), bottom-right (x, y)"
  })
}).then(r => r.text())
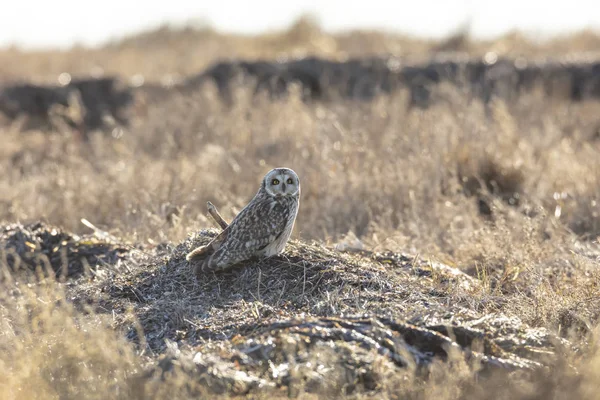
top-left (186, 167), bottom-right (300, 275)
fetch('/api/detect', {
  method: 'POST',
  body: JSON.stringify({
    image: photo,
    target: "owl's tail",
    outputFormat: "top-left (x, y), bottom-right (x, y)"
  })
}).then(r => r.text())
top-left (186, 245), bottom-right (210, 262)
top-left (186, 245), bottom-right (215, 278)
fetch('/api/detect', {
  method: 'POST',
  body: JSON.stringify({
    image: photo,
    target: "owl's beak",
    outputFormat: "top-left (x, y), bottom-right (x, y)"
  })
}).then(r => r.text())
top-left (281, 183), bottom-right (287, 193)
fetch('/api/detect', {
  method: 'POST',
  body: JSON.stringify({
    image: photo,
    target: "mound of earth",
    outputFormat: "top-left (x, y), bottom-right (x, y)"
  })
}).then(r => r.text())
top-left (0, 78), bottom-right (133, 132)
top-left (2, 55), bottom-right (600, 133)
top-left (0, 221), bottom-right (129, 280)
top-left (61, 227), bottom-right (574, 397)
top-left (181, 55), bottom-right (600, 107)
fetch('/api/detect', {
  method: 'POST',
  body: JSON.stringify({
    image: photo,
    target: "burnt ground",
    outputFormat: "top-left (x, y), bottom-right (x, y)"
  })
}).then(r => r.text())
top-left (2, 222), bottom-right (591, 397)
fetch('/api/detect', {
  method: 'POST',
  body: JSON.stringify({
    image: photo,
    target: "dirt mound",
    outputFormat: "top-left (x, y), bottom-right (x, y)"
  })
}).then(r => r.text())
top-left (0, 78), bottom-right (133, 133)
top-left (68, 228), bottom-right (573, 397)
top-left (185, 55), bottom-right (600, 107)
top-left (3, 55), bottom-right (600, 134)
top-left (144, 314), bottom-right (561, 397)
top-left (0, 221), bottom-right (129, 279)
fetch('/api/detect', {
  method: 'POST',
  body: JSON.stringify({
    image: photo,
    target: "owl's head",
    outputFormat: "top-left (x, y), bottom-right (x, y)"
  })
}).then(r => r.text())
top-left (262, 168), bottom-right (300, 198)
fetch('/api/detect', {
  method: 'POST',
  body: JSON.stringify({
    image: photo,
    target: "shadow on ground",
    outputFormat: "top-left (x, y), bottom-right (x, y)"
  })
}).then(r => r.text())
top-left (8, 224), bottom-right (566, 396)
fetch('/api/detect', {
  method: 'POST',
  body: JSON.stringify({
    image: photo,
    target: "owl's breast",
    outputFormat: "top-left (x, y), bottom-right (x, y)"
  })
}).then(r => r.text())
top-left (259, 196), bottom-right (298, 257)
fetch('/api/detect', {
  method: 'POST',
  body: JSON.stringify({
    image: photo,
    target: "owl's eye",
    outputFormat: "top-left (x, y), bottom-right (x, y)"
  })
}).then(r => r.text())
top-left (286, 178), bottom-right (293, 184)
top-left (271, 179), bottom-right (280, 185)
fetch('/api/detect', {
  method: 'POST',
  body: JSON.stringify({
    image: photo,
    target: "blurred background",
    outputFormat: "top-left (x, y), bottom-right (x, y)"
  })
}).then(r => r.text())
top-left (0, 0), bottom-right (599, 250)
top-left (1, 0), bottom-right (599, 49)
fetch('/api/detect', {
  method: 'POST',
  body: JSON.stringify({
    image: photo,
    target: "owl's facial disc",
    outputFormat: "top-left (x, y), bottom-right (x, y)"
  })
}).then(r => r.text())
top-left (264, 168), bottom-right (300, 197)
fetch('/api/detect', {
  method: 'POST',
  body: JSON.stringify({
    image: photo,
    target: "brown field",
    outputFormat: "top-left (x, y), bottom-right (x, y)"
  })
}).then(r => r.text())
top-left (0, 17), bottom-right (599, 399)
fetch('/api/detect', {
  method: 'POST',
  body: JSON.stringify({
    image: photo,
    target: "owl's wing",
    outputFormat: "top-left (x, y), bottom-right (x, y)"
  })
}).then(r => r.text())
top-left (205, 197), bottom-right (292, 271)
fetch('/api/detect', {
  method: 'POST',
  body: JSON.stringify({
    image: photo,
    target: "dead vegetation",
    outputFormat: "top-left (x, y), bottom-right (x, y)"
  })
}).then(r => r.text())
top-left (0, 222), bottom-right (598, 399)
top-left (0, 221), bottom-right (129, 279)
top-left (0, 18), bottom-right (599, 399)
top-left (1, 15), bottom-right (600, 84)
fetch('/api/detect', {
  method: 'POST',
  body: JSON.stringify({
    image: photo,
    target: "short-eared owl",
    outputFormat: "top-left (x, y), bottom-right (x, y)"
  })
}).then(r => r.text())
top-left (186, 167), bottom-right (300, 274)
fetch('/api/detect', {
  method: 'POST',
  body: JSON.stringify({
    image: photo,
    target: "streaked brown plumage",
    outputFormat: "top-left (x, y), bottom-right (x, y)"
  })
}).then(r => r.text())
top-left (186, 167), bottom-right (300, 275)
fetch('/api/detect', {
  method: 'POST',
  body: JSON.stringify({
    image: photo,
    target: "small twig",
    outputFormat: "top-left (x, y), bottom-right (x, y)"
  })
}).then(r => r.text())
top-left (302, 261), bottom-right (307, 300)
top-left (207, 201), bottom-right (229, 229)
top-left (186, 202), bottom-right (230, 263)
top-left (81, 218), bottom-right (117, 241)
top-left (257, 268), bottom-right (262, 301)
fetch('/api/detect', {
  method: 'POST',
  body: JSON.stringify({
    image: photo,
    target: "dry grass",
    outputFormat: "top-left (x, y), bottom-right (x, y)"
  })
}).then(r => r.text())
top-left (0, 18), bottom-right (600, 399)
top-left (1, 15), bottom-right (600, 84)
